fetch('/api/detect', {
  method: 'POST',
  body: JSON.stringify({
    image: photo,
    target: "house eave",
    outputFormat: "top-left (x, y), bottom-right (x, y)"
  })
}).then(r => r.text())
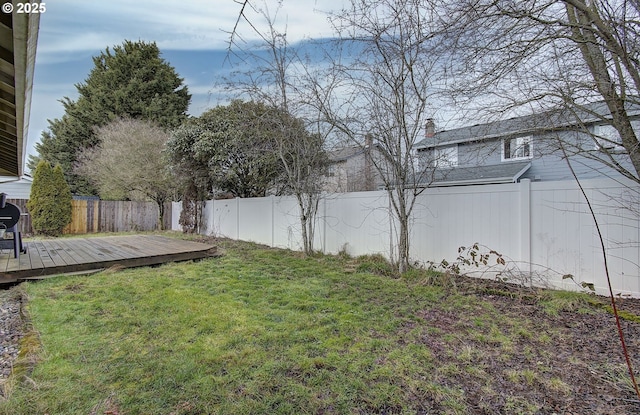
top-left (417, 162), bottom-right (532, 187)
top-left (0, 7), bottom-right (40, 178)
top-left (424, 177), bottom-right (514, 187)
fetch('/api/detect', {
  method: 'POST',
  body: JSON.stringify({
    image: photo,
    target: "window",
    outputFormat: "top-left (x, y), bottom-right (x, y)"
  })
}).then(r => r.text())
top-left (593, 125), bottom-right (625, 152)
top-left (427, 145), bottom-right (458, 168)
top-left (502, 136), bottom-right (532, 161)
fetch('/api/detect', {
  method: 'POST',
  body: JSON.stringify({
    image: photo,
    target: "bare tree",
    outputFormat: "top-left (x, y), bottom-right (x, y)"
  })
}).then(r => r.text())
top-left (309, 0), bottom-right (443, 273)
top-left (436, 0), bottom-right (640, 182)
top-left (228, 1), bottom-right (329, 255)
top-left (75, 118), bottom-right (176, 230)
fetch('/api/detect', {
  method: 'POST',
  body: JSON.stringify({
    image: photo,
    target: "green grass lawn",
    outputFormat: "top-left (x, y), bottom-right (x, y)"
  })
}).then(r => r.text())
top-left (0, 238), bottom-right (629, 414)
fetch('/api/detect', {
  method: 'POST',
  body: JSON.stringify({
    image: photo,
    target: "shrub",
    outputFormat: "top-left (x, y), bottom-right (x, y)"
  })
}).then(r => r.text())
top-left (355, 254), bottom-right (396, 277)
top-left (27, 161), bottom-right (72, 236)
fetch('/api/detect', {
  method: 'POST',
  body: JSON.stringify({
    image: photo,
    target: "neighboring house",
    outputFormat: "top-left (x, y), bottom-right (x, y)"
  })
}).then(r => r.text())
top-left (0, 175), bottom-right (33, 199)
top-left (323, 136), bottom-right (385, 192)
top-left (414, 103), bottom-right (640, 186)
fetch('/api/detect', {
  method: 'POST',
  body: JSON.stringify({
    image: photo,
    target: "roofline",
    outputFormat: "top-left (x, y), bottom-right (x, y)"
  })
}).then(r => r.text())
top-left (328, 148), bottom-right (366, 162)
top-left (417, 162), bottom-right (531, 187)
top-left (415, 101), bottom-right (640, 150)
top-left (328, 144), bottom-right (381, 162)
top-left (13, 8), bottom-right (40, 177)
top-left (416, 123), bottom-right (582, 149)
top-left (424, 176), bottom-right (514, 187)
top-left (513, 162), bottom-right (532, 181)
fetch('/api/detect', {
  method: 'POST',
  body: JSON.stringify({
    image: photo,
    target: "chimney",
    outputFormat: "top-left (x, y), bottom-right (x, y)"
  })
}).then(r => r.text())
top-left (425, 119), bottom-right (435, 139)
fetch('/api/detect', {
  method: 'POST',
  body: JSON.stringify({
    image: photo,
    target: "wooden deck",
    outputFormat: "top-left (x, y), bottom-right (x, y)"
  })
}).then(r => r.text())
top-left (0, 234), bottom-right (217, 283)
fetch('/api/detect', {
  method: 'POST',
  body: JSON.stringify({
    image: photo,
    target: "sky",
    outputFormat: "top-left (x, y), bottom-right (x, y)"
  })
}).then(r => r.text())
top-left (27, 0), bottom-right (345, 167)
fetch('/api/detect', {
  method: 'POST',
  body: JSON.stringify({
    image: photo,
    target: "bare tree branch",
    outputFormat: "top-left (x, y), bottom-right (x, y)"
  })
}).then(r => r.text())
top-left (226, 0), bottom-right (330, 254)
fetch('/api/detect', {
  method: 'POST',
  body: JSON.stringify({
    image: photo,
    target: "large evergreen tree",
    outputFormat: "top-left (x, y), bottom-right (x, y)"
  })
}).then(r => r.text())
top-left (29, 40), bottom-right (191, 195)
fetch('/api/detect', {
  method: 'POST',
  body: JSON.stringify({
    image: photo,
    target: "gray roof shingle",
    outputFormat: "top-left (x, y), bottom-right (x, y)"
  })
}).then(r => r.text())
top-left (417, 161), bottom-right (531, 186)
top-left (416, 100), bottom-right (640, 149)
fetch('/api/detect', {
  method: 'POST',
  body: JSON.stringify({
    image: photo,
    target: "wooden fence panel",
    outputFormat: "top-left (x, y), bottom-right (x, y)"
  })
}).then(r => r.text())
top-left (6, 199), bottom-right (172, 235)
top-left (65, 200), bottom-right (88, 234)
top-left (99, 201), bottom-right (160, 232)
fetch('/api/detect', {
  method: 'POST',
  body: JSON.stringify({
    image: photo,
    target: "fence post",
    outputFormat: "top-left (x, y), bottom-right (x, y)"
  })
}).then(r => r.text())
top-left (271, 195), bottom-right (275, 247)
top-left (236, 197), bottom-right (240, 240)
top-left (322, 195), bottom-right (327, 254)
top-left (207, 199), bottom-right (214, 236)
top-left (519, 179), bottom-right (532, 274)
top-left (91, 200), bottom-right (98, 233)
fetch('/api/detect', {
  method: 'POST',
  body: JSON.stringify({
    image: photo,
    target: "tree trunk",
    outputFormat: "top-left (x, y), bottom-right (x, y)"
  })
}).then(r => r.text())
top-left (395, 191), bottom-right (410, 274)
top-left (295, 192), bottom-right (321, 256)
top-left (156, 199), bottom-right (165, 231)
top-left (300, 212), bottom-right (310, 255)
top-left (566, 2), bottom-right (640, 181)
top-left (397, 217), bottom-right (410, 274)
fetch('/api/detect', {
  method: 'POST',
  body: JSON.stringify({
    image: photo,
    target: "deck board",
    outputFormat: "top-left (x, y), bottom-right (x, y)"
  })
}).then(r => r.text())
top-left (55, 239), bottom-right (105, 266)
top-left (0, 235), bottom-right (217, 282)
top-left (81, 237), bottom-right (131, 260)
top-left (32, 241), bottom-right (56, 268)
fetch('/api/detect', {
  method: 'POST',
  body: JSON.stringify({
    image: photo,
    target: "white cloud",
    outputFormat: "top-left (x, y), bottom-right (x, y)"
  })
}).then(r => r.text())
top-left (186, 83), bottom-right (218, 97)
top-left (36, 0), bottom-right (344, 59)
top-left (27, 0), bottom-right (347, 160)
top-left (234, 0), bottom-right (341, 41)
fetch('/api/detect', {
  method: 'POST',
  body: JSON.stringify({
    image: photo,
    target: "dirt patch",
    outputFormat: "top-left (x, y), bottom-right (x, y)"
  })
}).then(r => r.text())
top-left (412, 276), bottom-right (640, 414)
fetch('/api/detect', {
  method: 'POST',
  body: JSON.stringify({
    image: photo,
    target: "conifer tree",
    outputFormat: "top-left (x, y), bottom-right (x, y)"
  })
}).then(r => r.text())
top-left (27, 161), bottom-right (72, 236)
top-left (29, 40), bottom-right (191, 194)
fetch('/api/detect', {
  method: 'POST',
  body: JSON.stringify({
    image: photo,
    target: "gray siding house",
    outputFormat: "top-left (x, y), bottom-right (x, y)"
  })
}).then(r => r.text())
top-left (323, 137), bottom-right (385, 192)
top-left (414, 102), bottom-right (640, 186)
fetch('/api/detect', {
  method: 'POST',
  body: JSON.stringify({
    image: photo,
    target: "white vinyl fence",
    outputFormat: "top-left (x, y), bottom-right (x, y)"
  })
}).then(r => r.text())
top-left (172, 178), bottom-right (640, 297)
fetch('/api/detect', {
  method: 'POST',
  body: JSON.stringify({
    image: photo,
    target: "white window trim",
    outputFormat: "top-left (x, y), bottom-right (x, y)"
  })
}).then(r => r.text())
top-left (418, 145), bottom-right (458, 169)
top-left (502, 136), bottom-right (533, 161)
